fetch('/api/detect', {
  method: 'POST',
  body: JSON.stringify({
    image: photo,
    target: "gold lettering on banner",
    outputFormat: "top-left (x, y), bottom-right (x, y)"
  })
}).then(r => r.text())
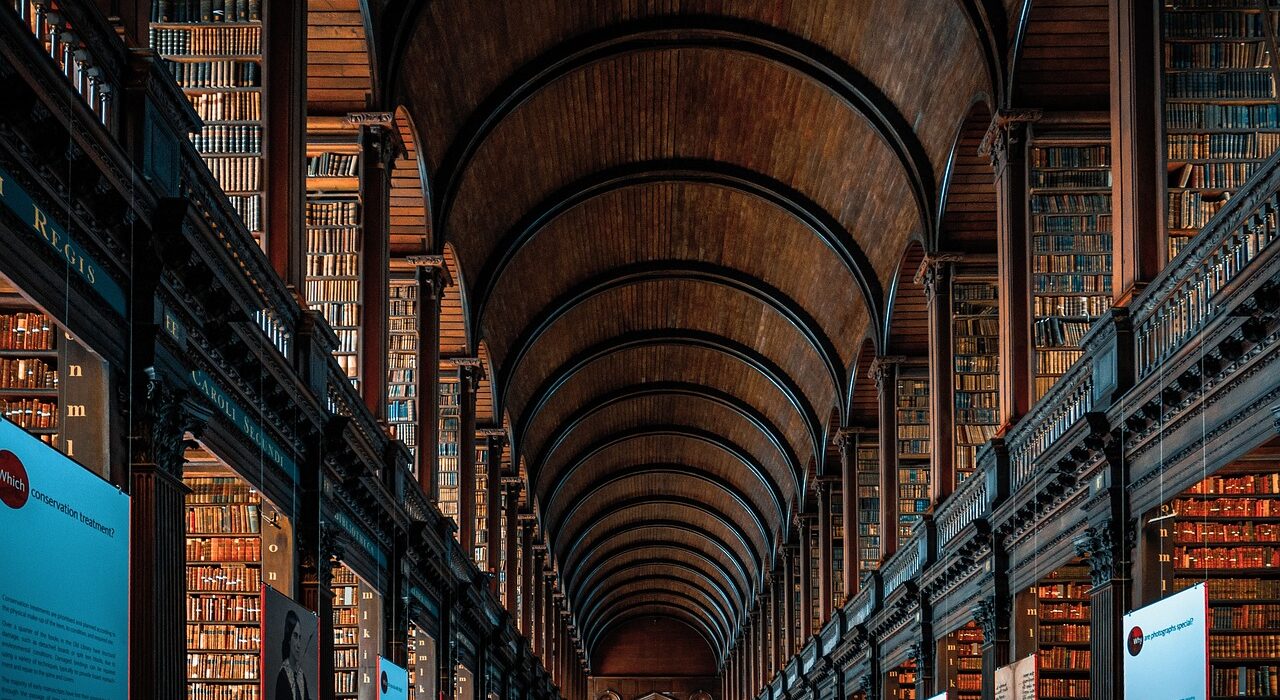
top-left (68, 364), bottom-right (84, 378)
top-left (0, 173), bottom-right (5, 196)
top-left (66, 404), bottom-right (86, 418)
top-left (32, 207), bottom-right (50, 238)
top-left (65, 438), bottom-right (74, 457)
top-left (267, 571), bottom-right (278, 581)
top-left (164, 314), bottom-right (180, 339)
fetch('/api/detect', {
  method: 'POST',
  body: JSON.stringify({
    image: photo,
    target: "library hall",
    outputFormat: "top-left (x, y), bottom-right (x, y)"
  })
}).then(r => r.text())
top-left (2, 1), bottom-right (1280, 700)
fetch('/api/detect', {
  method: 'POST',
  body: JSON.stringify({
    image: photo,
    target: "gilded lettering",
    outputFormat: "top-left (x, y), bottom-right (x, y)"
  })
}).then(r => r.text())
top-left (0, 174), bottom-right (5, 196)
top-left (66, 404), bottom-right (87, 418)
top-left (85, 263), bottom-right (96, 284)
top-left (68, 364), bottom-right (84, 378)
top-left (31, 207), bottom-right (49, 239)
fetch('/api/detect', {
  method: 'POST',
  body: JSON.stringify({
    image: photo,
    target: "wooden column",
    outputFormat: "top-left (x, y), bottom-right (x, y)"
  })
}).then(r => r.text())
top-left (973, 577), bottom-right (1011, 700)
top-left (871, 357), bottom-right (901, 557)
top-left (128, 374), bottom-right (194, 700)
top-left (817, 481), bottom-right (834, 625)
top-left (1076, 436), bottom-right (1132, 700)
top-left (981, 111), bottom-right (1039, 430)
top-left (771, 570), bottom-right (784, 673)
top-left (1110, 0), bottom-right (1163, 303)
top-left (798, 517), bottom-right (814, 641)
top-left (457, 359), bottom-right (481, 554)
top-left (504, 483), bottom-right (521, 613)
top-left (354, 115), bottom-right (398, 419)
top-left (747, 611), bottom-right (758, 696)
top-left (412, 258), bottom-right (447, 498)
top-left (521, 521), bottom-right (536, 636)
top-left (836, 429), bottom-right (859, 598)
top-left (781, 545), bottom-right (795, 656)
top-left (263, 0), bottom-right (305, 292)
top-left (483, 430), bottom-right (506, 592)
top-left (920, 255), bottom-right (958, 502)
top-left (542, 576), bottom-right (554, 666)
top-left (531, 546), bottom-right (545, 658)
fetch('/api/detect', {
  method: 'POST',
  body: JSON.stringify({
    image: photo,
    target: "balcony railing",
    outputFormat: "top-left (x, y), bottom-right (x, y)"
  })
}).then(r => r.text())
top-left (1006, 357), bottom-right (1093, 492)
top-left (7, 1), bottom-right (119, 127)
top-left (935, 463), bottom-right (990, 547)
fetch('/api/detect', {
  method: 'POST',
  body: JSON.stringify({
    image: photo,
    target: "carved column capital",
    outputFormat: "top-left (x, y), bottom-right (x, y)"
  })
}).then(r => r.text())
top-left (970, 595), bottom-right (1007, 644)
top-left (1073, 518), bottom-right (1134, 589)
top-left (129, 368), bottom-right (202, 478)
top-left (978, 109), bottom-right (1043, 172)
top-left (868, 355), bottom-right (906, 392)
top-left (410, 255), bottom-right (452, 300)
top-left (914, 253), bottom-right (962, 306)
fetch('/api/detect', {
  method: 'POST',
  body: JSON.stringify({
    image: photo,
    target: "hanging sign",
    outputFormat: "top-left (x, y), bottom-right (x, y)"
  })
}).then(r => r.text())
top-left (190, 369), bottom-right (299, 479)
top-left (378, 656), bottom-right (410, 700)
top-left (994, 653), bottom-right (1037, 700)
top-left (0, 165), bottom-right (127, 316)
top-left (1123, 583), bottom-right (1208, 700)
top-left (262, 585), bottom-right (320, 700)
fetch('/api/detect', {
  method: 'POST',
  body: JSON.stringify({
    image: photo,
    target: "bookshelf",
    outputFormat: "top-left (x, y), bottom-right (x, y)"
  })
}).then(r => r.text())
top-left (952, 277), bottom-right (999, 483)
top-left (808, 521), bottom-right (821, 633)
top-left (856, 434), bottom-right (881, 573)
top-left (1162, 1), bottom-right (1280, 260)
top-left (1162, 462), bottom-right (1280, 698)
top-left (938, 621), bottom-right (983, 700)
top-left (1028, 139), bottom-right (1113, 402)
top-left (332, 563), bottom-right (382, 700)
top-left (831, 480), bottom-right (845, 608)
top-left (0, 279), bottom-right (108, 474)
top-left (896, 367), bottom-right (930, 540)
top-left (885, 659), bottom-right (918, 700)
top-left (437, 368), bottom-right (460, 525)
top-left (183, 446), bottom-right (292, 700)
top-left (1017, 563), bottom-right (1092, 699)
top-left (306, 133), bottom-right (363, 390)
top-left (388, 271), bottom-right (419, 470)
top-left (474, 437), bottom-right (490, 568)
top-left (150, 0), bottom-right (265, 247)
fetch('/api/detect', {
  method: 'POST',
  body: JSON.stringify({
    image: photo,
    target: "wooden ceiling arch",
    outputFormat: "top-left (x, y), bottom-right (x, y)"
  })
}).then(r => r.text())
top-left (591, 606), bottom-right (725, 662)
top-left (566, 539), bottom-right (751, 616)
top-left (579, 577), bottom-right (734, 651)
top-left (576, 564), bottom-right (738, 636)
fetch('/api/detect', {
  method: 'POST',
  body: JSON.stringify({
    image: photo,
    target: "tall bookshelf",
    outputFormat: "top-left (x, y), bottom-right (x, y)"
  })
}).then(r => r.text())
top-left (896, 368), bottom-right (930, 540)
top-left (830, 481), bottom-right (845, 607)
top-left (1161, 461), bottom-right (1280, 698)
top-left (332, 563), bottom-right (382, 700)
top-left (937, 621), bottom-right (982, 700)
top-left (952, 277), bottom-right (999, 483)
top-left (183, 446), bottom-right (291, 700)
top-left (808, 521), bottom-right (821, 633)
top-left (388, 272), bottom-right (419, 469)
top-left (856, 434), bottom-right (881, 573)
top-left (1028, 139), bottom-right (1113, 402)
top-left (1163, 1), bottom-right (1280, 260)
top-left (150, 0), bottom-right (265, 247)
top-left (305, 131), bottom-right (363, 390)
top-left (885, 659), bottom-right (917, 700)
top-left (474, 437), bottom-right (491, 568)
top-left (1017, 563), bottom-right (1092, 699)
top-left (437, 368), bottom-right (461, 525)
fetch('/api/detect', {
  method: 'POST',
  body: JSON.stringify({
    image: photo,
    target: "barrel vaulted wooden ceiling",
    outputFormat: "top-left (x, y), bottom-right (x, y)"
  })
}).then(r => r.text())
top-left (341, 0), bottom-right (1094, 670)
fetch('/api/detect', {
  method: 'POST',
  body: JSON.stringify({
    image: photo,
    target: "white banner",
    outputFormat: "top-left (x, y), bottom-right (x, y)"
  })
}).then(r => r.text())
top-left (994, 654), bottom-right (1037, 700)
top-left (1123, 583), bottom-right (1208, 700)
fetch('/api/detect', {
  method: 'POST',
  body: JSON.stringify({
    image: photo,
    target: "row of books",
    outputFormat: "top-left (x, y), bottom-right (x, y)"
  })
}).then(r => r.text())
top-left (334, 607), bottom-right (359, 626)
top-left (387, 376), bottom-right (417, 392)
top-left (335, 648), bottom-right (358, 666)
top-left (150, 25), bottom-right (260, 55)
top-left (306, 200), bottom-right (359, 225)
top-left (1033, 294), bottom-right (1111, 318)
top-left (1165, 70), bottom-right (1275, 100)
top-left (1032, 214), bottom-right (1112, 234)
top-left (1175, 496), bottom-right (1280, 517)
top-left (1167, 189), bottom-right (1229, 230)
top-left (227, 195), bottom-right (262, 233)
top-left (1039, 623), bottom-right (1090, 644)
top-left (1209, 635), bottom-right (1280, 658)
top-left (955, 370), bottom-right (997, 390)
top-left (305, 279), bottom-right (359, 303)
top-left (0, 399), bottom-right (57, 429)
top-left (165, 59), bottom-right (261, 88)
top-left (388, 400), bottom-right (416, 422)
top-left (1030, 145), bottom-right (1110, 169)
top-left (1173, 521), bottom-right (1280, 542)
top-left (187, 594), bottom-right (259, 622)
top-left (186, 623), bottom-right (260, 650)
top-left (1038, 582), bottom-right (1090, 599)
top-left (1174, 545), bottom-right (1280, 568)
top-left (152, 0), bottom-right (262, 23)
top-left (186, 652), bottom-right (258, 680)
top-left (388, 317), bottom-right (417, 333)
top-left (1033, 253), bottom-right (1113, 274)
top-left (1036, 348), bottom-right (1084, 375)
top-left (1040, 602), bottom-right (1089, 620)
top-left (1165, 41), bottom-right (1271, 70)
top-left (1034, 317), bottom-right (1092, 347)
top-left (306, 253), bottom-right (358, 277)
top-left (205, 156), bottom-right (261, 193)
top-left (1168, 131), bottom-right (1280, 160)
top-left (1171, 160), bottom-right (1260, 189)
top-left (954, 355), bottom-right (997, 374)
top-left (1033, 274), bottom-right (1111, 294)
top-left (1163, 12), bottom-right (1267, 40)
top-left (953, 317), bottom-right (998, 335)
top-left (1212, 665), bottom-right (1280, 696)
top-left (1029, 193), bottom-right (1110, 214)
top-left (1038, 647), bottom-right (1091, 670)
top-left (1189, 472), bottom-right (1280, 494)
top-left (185, 477), bottom-right (260, 504)
top-left (390, 335), bottom-right (417, 352)
top-left (897, 423), bottom-right (929, 438)
top-left (0, 312), bottom-right (55, 350)
top-left (1039, 679), bottom-right (1090, 697)
top-left (187, 537), bottom-right (262, 562)
top-left (955, 405), bottom-right (998, 422)
top-left (188, 682), bottom-right (259, 700)
top-left (309, 301), bottom-right (359, 328)
top-left (308, 153), bottom-right (360, 178)
top-left (334, 627), bottom-right (357, 646)
top-left (186, 505), bottom-right (261, 533)
top-left (954, 336), bottom-right (997, 355)
top-left (186, 91), bottom-right (261, 122)
top-left (1179, 576), bottom-right (1280, 600)
top-left (1210, 604), bottom-right (1280, 629)
top-left (186, 564), bottom-right (260, 593)
top-left (0, 357), bottom-right (58, 390)
top-left (191, 125), bottom-right (261, 154)
top-left (1031, 170), bottom-right (1112, 189)
top-left (956, 424), bottom-right (996, 444)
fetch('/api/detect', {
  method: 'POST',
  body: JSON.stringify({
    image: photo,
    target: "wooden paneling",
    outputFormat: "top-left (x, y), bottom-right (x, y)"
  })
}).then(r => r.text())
top-left (1012, 0), bottom-right (1110, 110)
top-left (941, 105), bottom-right (998, 252)
top-left (390, 110), bottom-right (430, 255)
top-left (594, 618), bottom-right (718, 676)
top-left (306, 0), bottom-right (372, 114)
top-left (886, 245), bottom-right (929, 357)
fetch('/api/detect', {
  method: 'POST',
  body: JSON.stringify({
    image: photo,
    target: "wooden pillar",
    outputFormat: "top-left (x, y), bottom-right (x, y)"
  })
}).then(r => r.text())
top-left (504, 484), bottom-right (521, 613)
top-left (981, 111), bottom-right (1039, 430)
top-left (263, 0), bottom-right (305, 291)
top-left (531, 547), bottom-right (545, 658)
top-left (484, 430), bottom-right (506, 592)
top-left (1076, 436), bottom-right (1132, 700)
top-left (542, 577), bottom-right (554, 666)
top-left (127, 375), bottom-right (193, 700)
top-left (973, 577), bottom-right (1010, 700)
top-left (871, 357), bottom-right (901, 557)
top-left (771, 571), bottom-right (784, 672)
top-left (798, 517), bottom-right (814, 641)
top-left (413, 259), bottom-right (446, 497)
top-left (457, 360), bottom-right (480, 555)
top-left (521, 522), bottom-right (536, 636)
top-left (1110, 0), bottom-right (1164, 303)
top-left (748, 611), bottom-right (759, 696)
top-left (781, 546), bottom-right (795, 656)
top-left (817, 481), bottom-right (834, 625)
top-left (355, 116), bottom-right (398, 419)
top-left (920, 255), bottom-right (958, 502)
top-left (836, 429), bottom-right (860, 598)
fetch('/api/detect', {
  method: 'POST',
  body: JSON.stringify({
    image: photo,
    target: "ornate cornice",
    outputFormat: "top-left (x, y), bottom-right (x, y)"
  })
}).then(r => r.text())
top-left (978, 108), bottom-right (1042, 171)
